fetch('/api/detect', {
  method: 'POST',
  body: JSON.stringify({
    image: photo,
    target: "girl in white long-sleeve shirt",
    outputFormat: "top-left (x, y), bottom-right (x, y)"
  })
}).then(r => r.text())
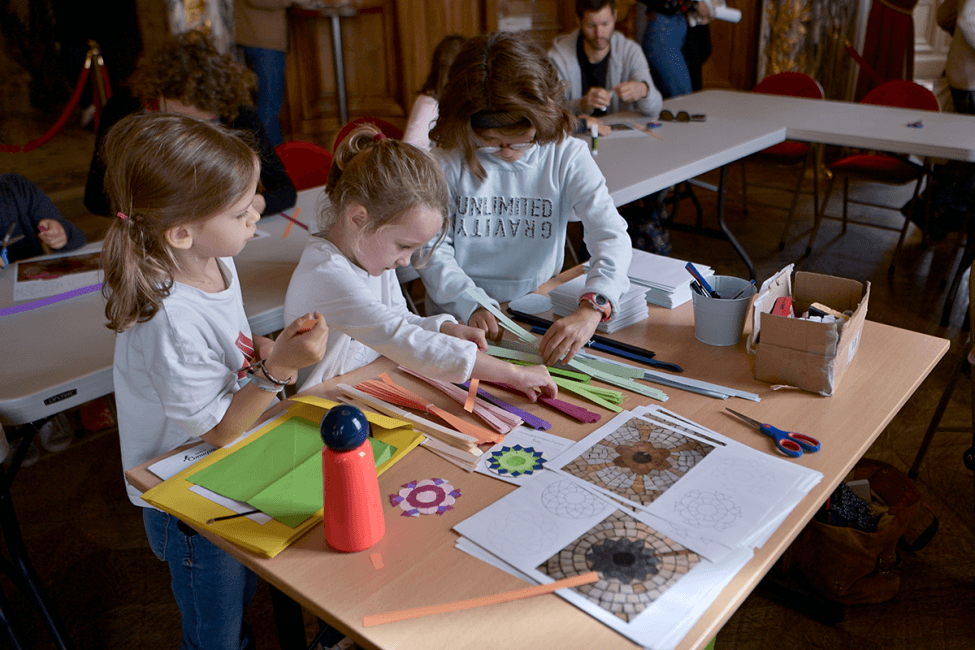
top-left (284, 124), bottom-right (556, 400)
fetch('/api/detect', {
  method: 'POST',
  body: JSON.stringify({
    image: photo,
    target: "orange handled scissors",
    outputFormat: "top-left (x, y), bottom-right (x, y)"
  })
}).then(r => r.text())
top-left (725, 408), bottom-right (821, 458)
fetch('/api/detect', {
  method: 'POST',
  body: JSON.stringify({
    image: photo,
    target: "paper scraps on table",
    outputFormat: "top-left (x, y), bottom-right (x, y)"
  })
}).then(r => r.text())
top-left (361, 571), bottom-right (599, 627)
top-left (464, 378), bottom-right (479, 412)
top-left (398, 366), bottom-right (522, 434)
top-left (281, 207), bottom-right (304, 238)
top-left (507, 292), bottom-right (553, 315)
top-left (370, 553), bottom-right (384, 569)
top-left (390, 478), bottom-right (461, 517)
top-left (486, 445), bottom-right (546, 477)
top-left (356, 373), bottom-right (503, 445)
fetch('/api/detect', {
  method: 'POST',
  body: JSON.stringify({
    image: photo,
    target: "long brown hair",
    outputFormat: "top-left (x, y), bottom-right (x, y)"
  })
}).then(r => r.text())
top-left (430, 31), bottom-right (575, 181)
top-left (101, 112), bottom-right (259, 332)
top-left (322, 124), bottom-right (449, 266)
top-left (419, 34), bottom-right (467, 99)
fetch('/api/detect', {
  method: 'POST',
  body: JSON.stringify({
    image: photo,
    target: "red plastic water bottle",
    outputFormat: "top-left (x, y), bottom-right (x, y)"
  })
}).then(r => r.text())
top-left (320, 405), bottom-right (385, 552)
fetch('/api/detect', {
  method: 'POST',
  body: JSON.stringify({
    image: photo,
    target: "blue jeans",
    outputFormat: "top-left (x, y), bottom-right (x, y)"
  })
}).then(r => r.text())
top-left (144, 509), bottom-right (258, 650)
top-left (241, 46), bottom-right (286, 148)
top-left (643, 13), bottom-right (693, 99)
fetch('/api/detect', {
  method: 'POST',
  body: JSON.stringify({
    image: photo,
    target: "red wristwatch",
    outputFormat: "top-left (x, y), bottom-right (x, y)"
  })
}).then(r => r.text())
top-left (580, 292), bottom-right (612, 322)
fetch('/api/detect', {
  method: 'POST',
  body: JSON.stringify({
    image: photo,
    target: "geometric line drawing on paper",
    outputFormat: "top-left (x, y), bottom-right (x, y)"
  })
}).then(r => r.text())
top-left (562, 417), bottom-right (714, 506)
top-left (537, 510), bottom-right (702, 622)
top-left (486, 510), bottom-right (560, 555)
top-left (674, 490), bottom-right (742, 531)
top-left (710, 457), bottom-right (775, 494)
top-left (487, 444), bottom-right (546, 477)
top-left (389, 478), bottom-right (461, 517)
top-left (541, 480), bottom-right (607, 519)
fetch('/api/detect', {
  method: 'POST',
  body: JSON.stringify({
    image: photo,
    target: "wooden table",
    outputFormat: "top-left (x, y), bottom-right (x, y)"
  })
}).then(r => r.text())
top-left (127, 273), bottom-right (948, 650)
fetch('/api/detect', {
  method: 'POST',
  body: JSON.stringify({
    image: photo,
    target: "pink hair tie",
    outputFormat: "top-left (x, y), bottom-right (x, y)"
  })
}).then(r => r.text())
top-left (373, 132), bottom-right (386, 143)
top-left (116, 211), bottom-right (129, 220)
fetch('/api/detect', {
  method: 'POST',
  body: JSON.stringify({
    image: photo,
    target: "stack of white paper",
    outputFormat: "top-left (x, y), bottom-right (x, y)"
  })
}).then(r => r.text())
top-left (454, 405), bottom-right (822, 649)
top-left (549, 275), bottom-right (649, 333)
top-left (626, 249), bottom-right (715, 309)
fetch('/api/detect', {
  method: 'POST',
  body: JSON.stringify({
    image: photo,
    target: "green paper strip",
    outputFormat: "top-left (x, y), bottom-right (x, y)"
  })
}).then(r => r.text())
top-left (553, 378), bottom-right (623, 412)
top-left (486, 344), bottom-right (544, 363)
top-left (568, 358), bottom-right (669, 402)
top-left (509, 360), bottom-right (591, 383)
top-left (464, 287), bottom-right (538, 344)
top-left (578, 357), bottom-right (645, 379)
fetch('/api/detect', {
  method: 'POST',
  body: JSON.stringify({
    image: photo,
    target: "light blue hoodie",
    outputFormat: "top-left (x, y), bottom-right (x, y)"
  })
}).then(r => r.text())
top-left (419, 136), bottom-right (632, 323)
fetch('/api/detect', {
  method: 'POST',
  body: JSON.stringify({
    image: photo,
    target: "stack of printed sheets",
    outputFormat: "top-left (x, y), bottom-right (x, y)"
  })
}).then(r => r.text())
top-left (453, 405), bottom-right (822, 649)
top-left (625, 250), bottom-right (716, 309)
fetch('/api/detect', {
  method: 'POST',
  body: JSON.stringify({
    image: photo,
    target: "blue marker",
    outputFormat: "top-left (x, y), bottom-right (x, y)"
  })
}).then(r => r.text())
top-left (685, 262), bottom-right (718, 298)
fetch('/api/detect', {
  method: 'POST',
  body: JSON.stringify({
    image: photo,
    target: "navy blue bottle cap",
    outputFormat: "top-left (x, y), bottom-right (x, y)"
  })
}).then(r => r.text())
top-left (320, 405), bottom-right (370, 450)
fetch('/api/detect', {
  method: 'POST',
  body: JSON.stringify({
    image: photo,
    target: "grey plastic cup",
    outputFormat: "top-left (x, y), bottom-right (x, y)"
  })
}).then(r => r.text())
top-left (691, 276), bottom-right (756, 346)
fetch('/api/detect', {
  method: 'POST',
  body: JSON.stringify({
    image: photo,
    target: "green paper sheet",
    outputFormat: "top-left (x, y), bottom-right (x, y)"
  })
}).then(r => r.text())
top-left (188, 417), bottom-right (395, 528)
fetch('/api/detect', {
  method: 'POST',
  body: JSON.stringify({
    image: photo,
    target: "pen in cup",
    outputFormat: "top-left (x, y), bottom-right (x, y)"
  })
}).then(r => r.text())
top-left (730, 280), bottom-right (757, 300)
top-left (685, 262), bottom-right (719, 298)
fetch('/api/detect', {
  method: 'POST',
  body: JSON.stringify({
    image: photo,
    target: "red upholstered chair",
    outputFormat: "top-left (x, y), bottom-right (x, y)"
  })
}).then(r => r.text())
top-left (741, 72), bottom-right (824, 250)
top-left (333, 117), bottom-right (404, 151)
top-left (274, 141), bottom-right (333, 191)
top-left (806, 80), bottom-right (940, 265)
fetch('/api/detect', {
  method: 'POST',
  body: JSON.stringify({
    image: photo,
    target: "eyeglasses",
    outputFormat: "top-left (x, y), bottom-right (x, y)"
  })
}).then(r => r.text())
top-left (658, 110), bottom-right (706, 122)
top-left (476, 141), bottom-right (536, 154)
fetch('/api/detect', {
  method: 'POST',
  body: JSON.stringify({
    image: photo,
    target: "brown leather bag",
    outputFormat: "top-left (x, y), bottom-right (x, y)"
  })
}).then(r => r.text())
top-left (784, 459), bottom-right (923, 605)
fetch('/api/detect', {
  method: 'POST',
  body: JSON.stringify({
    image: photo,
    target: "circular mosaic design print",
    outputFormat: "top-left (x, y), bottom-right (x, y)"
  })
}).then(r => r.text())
top-left (537, 510), bottom-right (701, 622)
top-left (389, 478), bottom-right (461, 517)
top-left (562, 417), bottom-right (714, 506)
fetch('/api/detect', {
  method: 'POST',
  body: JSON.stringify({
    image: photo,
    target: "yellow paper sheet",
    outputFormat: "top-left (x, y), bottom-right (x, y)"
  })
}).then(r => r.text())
top-left (140, 397), bottom-right (423, 558)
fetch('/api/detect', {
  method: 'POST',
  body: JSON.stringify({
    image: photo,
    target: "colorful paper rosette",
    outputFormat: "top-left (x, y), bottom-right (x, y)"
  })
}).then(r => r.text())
top-left (486, 444), bottom-right (546, 477)
top-left (389, 478), bottom-right (461, 517)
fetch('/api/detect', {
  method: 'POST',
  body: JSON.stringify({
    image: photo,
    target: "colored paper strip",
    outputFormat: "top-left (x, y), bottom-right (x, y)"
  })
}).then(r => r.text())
top-left (0, 282), bottom-right (102, 317)
top-left (362, 571), bottom-right (600, 627)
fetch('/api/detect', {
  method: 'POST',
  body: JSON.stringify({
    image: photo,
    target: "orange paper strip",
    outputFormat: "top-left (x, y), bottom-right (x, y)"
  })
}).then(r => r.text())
top-left (370, 553), bottom-right (384, 569)
top-left (362, 571), bottom-right (599, 627)
top-left (282, 221), bottom-right (294, 238)
top-left (464, 379), bottom-right (479, 413)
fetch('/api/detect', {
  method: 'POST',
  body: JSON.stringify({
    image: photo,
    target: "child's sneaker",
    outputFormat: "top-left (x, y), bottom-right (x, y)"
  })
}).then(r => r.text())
top-left (38, 413), bottom-right (73, 453)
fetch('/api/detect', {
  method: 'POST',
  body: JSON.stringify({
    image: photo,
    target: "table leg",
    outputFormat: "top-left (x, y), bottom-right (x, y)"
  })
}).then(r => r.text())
top-left (270, 585), bottom-right (307, 650)
top-left (0, 465), bottom-right (75, 650)
top-left (667, 167), bottom-right (757, 281)
top-left (714, 166), bottom-right (757, 281)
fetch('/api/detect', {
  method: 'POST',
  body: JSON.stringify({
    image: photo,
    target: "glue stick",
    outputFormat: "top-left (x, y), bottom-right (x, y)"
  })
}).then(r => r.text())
top-left (590, 122), bottom-right (599, 156)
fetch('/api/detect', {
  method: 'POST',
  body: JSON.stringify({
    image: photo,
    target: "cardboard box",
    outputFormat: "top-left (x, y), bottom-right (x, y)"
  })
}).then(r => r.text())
top-left (747, 266), bottom-right (869, 396)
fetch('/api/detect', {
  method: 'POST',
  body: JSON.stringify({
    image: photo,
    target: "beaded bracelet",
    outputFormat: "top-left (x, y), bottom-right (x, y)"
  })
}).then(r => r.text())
top-left (244, 359), bottom-right (293, 393)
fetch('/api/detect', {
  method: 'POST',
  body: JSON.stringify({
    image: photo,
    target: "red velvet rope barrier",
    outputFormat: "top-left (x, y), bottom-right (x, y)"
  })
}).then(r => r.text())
top-left (0, 50), bottom-right (97, 154)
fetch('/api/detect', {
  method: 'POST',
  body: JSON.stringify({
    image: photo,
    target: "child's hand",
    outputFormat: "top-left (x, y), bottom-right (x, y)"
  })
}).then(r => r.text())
top-left (508, 364), bottom-right (557, 403)
top-left (37, 219), bottom-right (68, 250)
top-left (441, 321), bottom-right (489, 351)
top-left (469, 308), bottom-right (501, 342)
top-left (538, 308), bottom-right (602, 365)
top-left (264, 312), bottom-right (329, 382)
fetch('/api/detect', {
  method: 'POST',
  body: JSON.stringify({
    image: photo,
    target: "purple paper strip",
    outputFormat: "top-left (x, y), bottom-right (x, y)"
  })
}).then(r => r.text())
top-left (463, 381), bottom-right (552, 430)
top-left (0, 283), bottom-right (103, 317)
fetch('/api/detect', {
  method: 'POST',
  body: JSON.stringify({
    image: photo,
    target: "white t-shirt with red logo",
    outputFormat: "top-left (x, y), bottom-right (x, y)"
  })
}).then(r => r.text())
top-left (114, 258), bottom-right (255, 507)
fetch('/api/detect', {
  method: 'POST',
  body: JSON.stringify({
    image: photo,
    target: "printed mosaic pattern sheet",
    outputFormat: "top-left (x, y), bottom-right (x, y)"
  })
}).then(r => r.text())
top-left (454, 406), bottom-right (821, 649)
